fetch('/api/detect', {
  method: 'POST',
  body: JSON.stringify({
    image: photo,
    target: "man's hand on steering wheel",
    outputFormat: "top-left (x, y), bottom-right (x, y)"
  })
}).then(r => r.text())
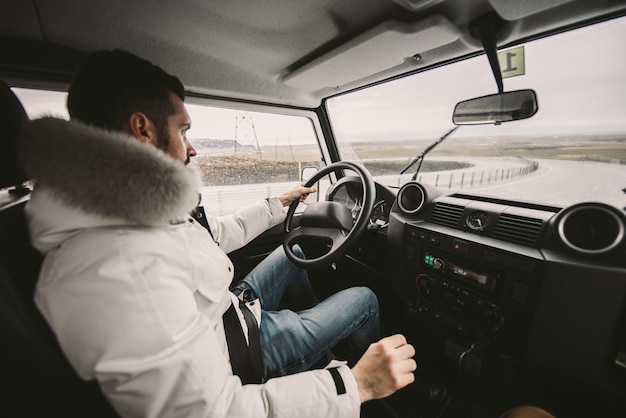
top-left (278, 184), bottom-right (317, 207)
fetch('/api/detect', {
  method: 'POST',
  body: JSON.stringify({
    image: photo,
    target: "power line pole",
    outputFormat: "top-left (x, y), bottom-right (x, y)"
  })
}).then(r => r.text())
top-left (234, 111), bottom-right (262, 159)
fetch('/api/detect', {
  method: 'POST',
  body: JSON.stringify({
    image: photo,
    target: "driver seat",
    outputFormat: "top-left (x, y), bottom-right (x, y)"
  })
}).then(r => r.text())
top-left (0, 79), bottom-right (118, 417)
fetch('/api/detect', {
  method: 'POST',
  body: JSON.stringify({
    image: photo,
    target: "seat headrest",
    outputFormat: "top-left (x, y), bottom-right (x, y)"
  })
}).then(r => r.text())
top-left (0, 80), bottom-right (30, 190)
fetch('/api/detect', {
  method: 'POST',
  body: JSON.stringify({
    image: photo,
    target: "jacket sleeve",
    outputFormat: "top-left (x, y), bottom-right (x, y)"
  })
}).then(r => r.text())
top-left (206, 197), bottom-right (286, 253)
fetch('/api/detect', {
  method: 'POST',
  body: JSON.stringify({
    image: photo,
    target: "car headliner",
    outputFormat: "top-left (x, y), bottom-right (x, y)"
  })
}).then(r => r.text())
top-left (1, 0), bottom-right (626, 108)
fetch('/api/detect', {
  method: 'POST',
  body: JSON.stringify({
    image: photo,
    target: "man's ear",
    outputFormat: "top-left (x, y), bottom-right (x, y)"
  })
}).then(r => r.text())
top-left (125, 112), bottom-right (158, 145)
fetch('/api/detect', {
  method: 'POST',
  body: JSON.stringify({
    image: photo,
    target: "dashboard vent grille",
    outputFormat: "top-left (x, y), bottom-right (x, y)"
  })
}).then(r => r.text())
top-left (493, 214), bottom-right (543, 247)
top-left (429, 203), bottom-right (464, 228)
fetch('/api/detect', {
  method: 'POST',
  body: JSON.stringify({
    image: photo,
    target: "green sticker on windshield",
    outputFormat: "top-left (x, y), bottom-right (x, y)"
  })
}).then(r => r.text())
top-left (498, 46), bottom-right (525, 79)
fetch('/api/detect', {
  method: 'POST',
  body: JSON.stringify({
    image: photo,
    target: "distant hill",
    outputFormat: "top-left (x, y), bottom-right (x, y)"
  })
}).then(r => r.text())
top-left (191, 138), bottom-right (242, 149)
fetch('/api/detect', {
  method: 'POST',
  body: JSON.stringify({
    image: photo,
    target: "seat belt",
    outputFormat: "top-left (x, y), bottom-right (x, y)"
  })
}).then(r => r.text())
top-left (222, 299), bottom-right (264, 384)
top-left (223, 300), bottom-right (263, 384)
top-left (192, 202), bottom-right (263, 383)
top-left (190, 205), bottom-right (212, 235)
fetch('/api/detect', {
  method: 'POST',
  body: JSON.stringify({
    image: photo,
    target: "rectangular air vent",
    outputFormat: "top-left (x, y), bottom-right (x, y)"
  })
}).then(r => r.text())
top-left (429, 202), bottom-right (464, 228)
top-left (493, 214), bottom-right (543, 247)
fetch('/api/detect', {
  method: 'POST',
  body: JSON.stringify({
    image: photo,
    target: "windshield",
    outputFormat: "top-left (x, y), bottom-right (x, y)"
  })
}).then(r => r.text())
top-left (327, 16), bottom-right (626, 208)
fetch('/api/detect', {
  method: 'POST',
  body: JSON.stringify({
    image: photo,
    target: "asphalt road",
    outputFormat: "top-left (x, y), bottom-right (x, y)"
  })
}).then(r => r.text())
top-left (468, 159), bottom-right (626, 209)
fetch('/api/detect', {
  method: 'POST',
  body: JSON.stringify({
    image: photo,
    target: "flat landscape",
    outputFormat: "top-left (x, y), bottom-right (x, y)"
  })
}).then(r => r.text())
top-left (190, 134), bottom-right (625, 186)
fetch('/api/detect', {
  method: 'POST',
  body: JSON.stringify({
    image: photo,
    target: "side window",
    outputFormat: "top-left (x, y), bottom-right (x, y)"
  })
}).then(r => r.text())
top-left (12, 88), bottom-right (69, 120)
top-left (12, 89), bottom-right (325, 217)
top-left (185, 103), bottom-right (324, 216)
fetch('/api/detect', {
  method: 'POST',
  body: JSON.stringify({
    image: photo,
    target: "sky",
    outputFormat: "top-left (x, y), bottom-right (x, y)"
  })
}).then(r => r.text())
top-left (13, 15), bottom-right (626, 144)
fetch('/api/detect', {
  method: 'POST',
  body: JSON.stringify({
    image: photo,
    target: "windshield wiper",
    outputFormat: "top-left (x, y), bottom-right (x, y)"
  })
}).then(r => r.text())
top-left (400, 126), bottom-right (459, 181)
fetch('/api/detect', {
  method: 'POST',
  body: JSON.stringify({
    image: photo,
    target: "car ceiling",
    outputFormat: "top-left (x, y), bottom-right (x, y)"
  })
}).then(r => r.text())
top-left (1, 0), bottom-right (626, 108)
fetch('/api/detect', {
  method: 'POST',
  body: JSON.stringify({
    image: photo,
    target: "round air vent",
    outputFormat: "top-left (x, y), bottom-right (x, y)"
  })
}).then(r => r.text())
top-left (397, 182), bottom-right (426, 214)
top-left (557, 203), bottom-right (625, 255)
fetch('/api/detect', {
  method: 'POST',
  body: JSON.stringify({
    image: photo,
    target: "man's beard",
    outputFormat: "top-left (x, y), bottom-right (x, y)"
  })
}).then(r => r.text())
top-left (155, 128), bottom-right (189, 165)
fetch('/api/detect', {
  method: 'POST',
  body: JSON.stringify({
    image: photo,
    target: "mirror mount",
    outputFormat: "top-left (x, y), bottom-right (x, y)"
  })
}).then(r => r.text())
top-left (300, 165), bottom-right (320, 203)
top-left (470, 13), bottom-right (506, 94)
top-left (453, 14), bottom-right (538, 126)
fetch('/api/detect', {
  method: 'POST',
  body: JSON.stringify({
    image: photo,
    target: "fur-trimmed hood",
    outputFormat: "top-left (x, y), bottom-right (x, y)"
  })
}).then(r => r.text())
top-left (19, 117), bottom-right (200, 227)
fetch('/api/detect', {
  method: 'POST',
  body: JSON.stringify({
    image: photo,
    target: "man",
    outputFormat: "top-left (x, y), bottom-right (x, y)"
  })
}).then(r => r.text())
top-left (19, 49), bottom-right (416, 417)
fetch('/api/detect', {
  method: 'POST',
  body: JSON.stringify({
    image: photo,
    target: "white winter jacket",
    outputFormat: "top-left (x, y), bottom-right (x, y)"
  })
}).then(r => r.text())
top-left (19, 118), bottom-right (360, 418)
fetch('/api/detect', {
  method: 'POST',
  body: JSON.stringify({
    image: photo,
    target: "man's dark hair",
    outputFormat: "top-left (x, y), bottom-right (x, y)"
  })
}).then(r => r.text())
top-left (67, 49), bottom-right (185, 145)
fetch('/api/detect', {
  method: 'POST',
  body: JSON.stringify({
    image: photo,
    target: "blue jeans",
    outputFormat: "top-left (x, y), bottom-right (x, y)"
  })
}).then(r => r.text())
top-left (231, 246), bottom-right (380, 381)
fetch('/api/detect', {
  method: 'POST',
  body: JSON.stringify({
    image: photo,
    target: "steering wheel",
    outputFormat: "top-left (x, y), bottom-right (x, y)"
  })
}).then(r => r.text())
top-left (283, 161), bottom-right (376, 268)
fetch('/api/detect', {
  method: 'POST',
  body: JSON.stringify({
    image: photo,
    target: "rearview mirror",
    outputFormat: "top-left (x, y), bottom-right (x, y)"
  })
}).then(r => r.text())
top-left (452, 89), bottom-right (538, 125)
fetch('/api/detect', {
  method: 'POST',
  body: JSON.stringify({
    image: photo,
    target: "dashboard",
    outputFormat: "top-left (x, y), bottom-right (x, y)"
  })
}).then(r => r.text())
top-left (328, 177), bottom-right (626, 414)
top-left (388, 181), bottom-right (626, 409)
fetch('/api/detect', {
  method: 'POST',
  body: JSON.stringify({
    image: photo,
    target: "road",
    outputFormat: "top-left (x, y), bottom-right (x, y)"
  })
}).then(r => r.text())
top-left (468, 159), bottom-right (626, 208)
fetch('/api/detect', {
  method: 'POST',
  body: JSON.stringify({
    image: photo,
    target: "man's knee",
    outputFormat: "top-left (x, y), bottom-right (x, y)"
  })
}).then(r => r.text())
top-left (350, 286), bottom-right (379, 313)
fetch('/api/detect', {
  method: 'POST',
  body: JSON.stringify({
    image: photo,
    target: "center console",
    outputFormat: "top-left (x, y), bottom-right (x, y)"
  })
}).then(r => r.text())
top-left (383, 186), bottom-right (626, 417)
top-left (399, 224), bottom-right (543, 372)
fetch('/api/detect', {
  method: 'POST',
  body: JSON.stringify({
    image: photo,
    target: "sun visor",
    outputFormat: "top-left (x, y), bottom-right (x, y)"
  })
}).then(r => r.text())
top-left (283, 15), bottom-right (459, 92)
top-left (488, 0), bottom-right (574, 19)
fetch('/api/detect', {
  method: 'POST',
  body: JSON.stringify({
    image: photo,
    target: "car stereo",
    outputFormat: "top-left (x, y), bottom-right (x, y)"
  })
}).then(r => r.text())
top-left (422, 250), bottom-right (499, 294)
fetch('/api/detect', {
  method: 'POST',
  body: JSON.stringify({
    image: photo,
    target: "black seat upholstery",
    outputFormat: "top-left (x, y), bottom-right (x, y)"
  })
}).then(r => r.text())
top-left (0, 80), bottom-right (117, 417)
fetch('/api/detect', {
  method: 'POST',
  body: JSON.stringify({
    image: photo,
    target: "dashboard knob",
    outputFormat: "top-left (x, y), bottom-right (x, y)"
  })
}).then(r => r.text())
top-left (416, 274), bottom-right (435, 295)
top-left (432, 258), bottom-right (445, 269)
top-left (478, 301), bottom-right (504, 330)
